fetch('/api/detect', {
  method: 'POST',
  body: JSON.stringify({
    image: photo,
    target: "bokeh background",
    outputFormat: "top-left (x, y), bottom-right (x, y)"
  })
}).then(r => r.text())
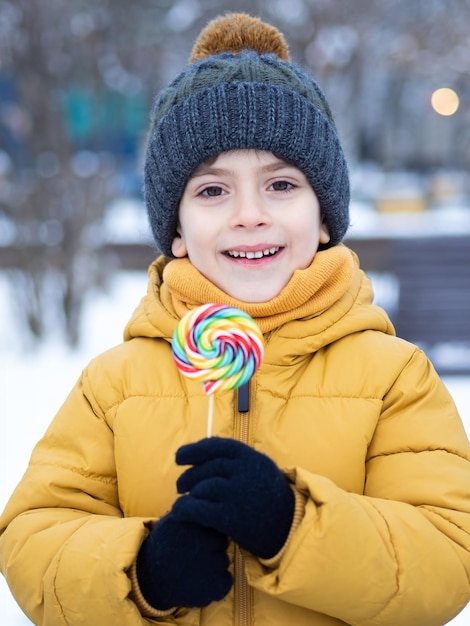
top-left (1, 0), bottom-right (469, 354)
top-left (1, 1), bottom-right (470, 624)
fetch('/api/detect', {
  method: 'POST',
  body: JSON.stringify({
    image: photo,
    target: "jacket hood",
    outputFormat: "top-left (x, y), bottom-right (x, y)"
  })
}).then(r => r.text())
top-left (124, 249), bottom-right (395, 364)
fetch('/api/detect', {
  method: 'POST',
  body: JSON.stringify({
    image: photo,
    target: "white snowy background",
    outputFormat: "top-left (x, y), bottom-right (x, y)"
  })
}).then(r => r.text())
top-left (1, 204), bottom-right (470, 624)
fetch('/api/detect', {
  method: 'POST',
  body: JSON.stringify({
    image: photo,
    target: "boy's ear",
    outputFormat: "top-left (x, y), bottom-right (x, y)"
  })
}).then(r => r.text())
top-left (171, 227), bottom-right (188, 258)
top-left (319, 217), bottom-right (330, 245)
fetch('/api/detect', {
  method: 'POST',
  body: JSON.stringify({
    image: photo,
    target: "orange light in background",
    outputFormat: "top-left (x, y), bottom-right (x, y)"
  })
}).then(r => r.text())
top-left (431, 87), bottom-right (460, 116)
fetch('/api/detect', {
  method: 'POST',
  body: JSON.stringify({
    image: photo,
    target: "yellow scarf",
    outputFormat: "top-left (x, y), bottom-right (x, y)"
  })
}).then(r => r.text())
top-left (160, 245), bottom-right (355, 334)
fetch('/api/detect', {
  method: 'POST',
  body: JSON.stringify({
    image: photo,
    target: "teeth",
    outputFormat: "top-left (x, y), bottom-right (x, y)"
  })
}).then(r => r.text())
top-left (228, 247), bottom-right (279, 259)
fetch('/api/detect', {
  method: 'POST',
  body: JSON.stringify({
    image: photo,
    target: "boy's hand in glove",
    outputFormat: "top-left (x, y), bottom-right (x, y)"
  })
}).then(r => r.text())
top-left (136, 512), bottom-right (232, 610)
top-left (174, 437), bottom-right (295, 560)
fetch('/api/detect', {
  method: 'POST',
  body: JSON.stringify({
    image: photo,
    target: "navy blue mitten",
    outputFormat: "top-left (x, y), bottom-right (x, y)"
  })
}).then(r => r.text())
top-left (136, 511), bottom-right (232, 610)
top-left (174, 437), bottom-right (295, 560)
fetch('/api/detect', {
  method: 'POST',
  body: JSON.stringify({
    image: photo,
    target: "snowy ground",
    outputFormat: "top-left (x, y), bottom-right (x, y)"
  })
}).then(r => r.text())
top-left (1, 270), bottom-right (469, 625)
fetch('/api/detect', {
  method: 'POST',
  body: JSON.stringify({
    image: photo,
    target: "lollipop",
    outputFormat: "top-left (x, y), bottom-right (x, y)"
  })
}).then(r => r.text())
top-left (172, 303), bottom-right (264, 436)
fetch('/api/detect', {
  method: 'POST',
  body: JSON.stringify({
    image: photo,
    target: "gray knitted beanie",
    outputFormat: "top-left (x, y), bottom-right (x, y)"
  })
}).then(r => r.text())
top-left (144, 13), bottom-right (350, 257)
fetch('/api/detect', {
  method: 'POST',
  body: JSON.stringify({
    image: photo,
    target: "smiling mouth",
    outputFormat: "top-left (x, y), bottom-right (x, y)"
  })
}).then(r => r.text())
top-left (226, 246), bottom-right (280, 259)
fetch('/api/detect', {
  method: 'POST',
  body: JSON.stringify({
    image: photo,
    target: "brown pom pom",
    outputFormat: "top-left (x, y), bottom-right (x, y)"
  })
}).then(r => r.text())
top-left (190, 13), bottom-right (290, 63)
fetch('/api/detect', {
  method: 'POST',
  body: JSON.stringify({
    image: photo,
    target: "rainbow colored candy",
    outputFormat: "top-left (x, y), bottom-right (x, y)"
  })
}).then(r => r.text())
top-left (172, 303), bottom-right (264, 395)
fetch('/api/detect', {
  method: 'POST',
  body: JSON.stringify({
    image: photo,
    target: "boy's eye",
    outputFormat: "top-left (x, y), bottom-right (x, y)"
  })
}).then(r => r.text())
top-left (201, 186), bottom-right (223, 197)
top-left (270, 180), bottom-right (293, 191)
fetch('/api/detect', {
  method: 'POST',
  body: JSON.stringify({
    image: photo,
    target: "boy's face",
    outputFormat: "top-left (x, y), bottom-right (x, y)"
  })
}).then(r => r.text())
top-left (171, 150), bottom-right (330, 303)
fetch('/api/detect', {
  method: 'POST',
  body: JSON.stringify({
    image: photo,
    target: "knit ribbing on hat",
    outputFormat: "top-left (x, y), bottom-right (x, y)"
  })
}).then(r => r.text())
top-left (144, 51), bottom-right (350, 258)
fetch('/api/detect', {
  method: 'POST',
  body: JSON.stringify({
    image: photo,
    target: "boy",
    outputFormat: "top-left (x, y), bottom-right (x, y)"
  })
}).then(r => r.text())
top-left (1, 12), bottom-right (470, 626)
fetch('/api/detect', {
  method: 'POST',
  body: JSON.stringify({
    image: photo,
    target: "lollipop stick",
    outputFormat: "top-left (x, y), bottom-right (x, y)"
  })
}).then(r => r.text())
top-left (207, 393), bottom-right (214, 438)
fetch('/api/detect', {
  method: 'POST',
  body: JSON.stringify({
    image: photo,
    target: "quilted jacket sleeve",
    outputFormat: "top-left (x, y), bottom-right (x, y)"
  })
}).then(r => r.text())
top-left (244, 348), bottom-right (470, 626)
top-left (0, 373), bottom-right (161, 626)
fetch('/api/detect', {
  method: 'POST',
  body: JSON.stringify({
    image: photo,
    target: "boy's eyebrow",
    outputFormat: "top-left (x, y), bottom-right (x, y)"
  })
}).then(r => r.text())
top-left (190, 164), bottom-right (233, 178)
top-left (190, 159), bottom-right (296, 179)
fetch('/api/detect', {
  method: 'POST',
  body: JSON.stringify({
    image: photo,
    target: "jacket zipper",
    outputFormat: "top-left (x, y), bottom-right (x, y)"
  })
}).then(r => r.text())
top-left (235, 382), bottom-right (251, 626)
top-left (235, 546), bottom-right (249, 626)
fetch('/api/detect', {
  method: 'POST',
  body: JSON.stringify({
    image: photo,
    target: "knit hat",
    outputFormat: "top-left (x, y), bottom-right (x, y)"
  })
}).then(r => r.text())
top-left (144, 13), bottom-right (350, 258)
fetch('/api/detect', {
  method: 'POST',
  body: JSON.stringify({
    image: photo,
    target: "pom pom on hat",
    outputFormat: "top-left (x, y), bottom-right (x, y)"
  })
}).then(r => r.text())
top-left (144, 13), bottom-right (350, 258)
top-left (190, 13), bottom-right (290, 62)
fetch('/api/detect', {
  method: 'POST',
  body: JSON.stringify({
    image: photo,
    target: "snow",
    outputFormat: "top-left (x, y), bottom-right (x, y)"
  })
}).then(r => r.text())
top-left (348, 201), bottom-right (470, 239)
top-left (100, 197), bottom-right (152, 245)
top-left (1, 270), bottom-right (470, 625)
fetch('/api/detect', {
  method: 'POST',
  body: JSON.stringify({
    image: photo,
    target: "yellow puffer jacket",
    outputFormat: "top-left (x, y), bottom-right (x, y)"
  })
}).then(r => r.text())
top-left (1, 250), bottom-right (470, 626)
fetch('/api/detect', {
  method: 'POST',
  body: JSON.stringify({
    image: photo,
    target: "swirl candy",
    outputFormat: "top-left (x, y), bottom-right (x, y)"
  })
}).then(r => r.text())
top-left (172, 304), bottom-right (264, 436)
top-left (172, 303), bottom-right (264, 394)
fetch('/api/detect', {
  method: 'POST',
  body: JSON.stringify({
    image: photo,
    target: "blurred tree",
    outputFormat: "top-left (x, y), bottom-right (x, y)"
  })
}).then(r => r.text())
top-left (0, 0), bottom-right (168, 346)
top-left (0, 1), bottom-right (124, 346)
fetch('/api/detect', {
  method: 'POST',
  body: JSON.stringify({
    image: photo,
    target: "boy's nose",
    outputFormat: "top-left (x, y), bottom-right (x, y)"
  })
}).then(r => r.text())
top-left (230, 194), bottom-right (271, 228)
